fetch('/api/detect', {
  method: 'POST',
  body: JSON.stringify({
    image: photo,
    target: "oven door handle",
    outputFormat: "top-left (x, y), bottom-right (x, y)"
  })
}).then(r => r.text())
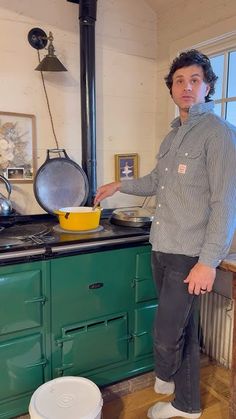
top-left (24, 296), bottom-right (47, 305)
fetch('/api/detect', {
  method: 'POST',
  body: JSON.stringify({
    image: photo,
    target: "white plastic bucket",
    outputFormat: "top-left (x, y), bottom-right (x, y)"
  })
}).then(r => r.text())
top-left (29, 376), bottom-right (103, 419)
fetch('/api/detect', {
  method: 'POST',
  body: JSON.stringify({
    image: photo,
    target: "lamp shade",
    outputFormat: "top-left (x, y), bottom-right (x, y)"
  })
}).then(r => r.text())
top-left (35, 56), bottom-right (67, 72)
top-left (28, 27), bottom-right (67, 72)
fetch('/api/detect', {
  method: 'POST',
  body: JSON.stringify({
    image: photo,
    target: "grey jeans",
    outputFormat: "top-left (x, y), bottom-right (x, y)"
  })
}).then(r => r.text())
top-left (152, 251), bottom-right (201, 414)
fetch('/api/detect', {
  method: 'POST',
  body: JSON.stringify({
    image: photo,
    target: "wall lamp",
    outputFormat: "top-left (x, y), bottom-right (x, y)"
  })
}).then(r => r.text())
top-left (27, 27), bottom-right (67, 150)
top-left (28, 27), bottom-right (67, 72)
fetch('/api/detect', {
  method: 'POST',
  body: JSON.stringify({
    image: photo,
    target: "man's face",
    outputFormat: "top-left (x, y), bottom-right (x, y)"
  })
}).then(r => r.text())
top-left (171, 65), bottom-right (210, 112)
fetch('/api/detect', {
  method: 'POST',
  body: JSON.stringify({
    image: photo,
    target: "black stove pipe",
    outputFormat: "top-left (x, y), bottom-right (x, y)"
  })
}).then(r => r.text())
top-left (67, 0), bottom-right (97, 205)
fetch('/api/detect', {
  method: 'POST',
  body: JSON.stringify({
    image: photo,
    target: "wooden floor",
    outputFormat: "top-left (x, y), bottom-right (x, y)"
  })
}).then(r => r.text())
top-left (17, 360), bottom-right (230, 419)
top-left (102, 362), bottom-right (230, 419)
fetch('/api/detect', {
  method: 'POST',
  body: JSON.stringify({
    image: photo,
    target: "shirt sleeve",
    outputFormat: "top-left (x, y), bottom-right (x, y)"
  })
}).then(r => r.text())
top-left (120, 164), bottom-right (159, 197)
top-left (198, 125), bottom-right (236, 268)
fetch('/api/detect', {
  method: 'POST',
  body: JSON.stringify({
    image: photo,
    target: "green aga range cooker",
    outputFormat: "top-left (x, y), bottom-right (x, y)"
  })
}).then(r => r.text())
top-left (0, 213), bottom-right (157, 419)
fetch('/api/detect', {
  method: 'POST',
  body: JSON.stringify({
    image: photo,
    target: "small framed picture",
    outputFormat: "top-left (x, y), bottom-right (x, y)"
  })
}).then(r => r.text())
top-left (0, 111), bottom-right (36, 183)
top-left (7, 167), bottom-right (25, 180)
top-left (115, 153), bottom-right (139, 181)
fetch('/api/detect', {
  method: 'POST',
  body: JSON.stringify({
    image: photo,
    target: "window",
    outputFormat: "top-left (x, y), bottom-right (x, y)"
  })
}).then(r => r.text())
top-left (210, 49), bottom-right (236, 125)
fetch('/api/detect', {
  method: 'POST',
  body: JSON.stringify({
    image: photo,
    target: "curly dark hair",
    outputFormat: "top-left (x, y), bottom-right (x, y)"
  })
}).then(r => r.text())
top-left (165, 49), bottom-right (218, 102)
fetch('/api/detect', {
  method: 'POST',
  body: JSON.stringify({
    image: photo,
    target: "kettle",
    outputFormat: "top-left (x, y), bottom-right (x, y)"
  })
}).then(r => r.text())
top-left (0, 175), bottom-right (12, 216)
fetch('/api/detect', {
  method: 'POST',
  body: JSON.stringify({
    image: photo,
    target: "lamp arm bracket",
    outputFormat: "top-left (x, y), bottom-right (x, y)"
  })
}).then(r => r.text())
top-left (28, 27), bottom-right (48, 50)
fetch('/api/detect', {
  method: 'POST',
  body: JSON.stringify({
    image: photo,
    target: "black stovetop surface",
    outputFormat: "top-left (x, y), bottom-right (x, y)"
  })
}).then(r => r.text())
top-left (0, 211), bottom-right (150, 255)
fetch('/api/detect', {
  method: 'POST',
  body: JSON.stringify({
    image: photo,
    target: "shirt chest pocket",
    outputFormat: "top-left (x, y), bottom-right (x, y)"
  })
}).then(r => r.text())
top-left (175, 149), bottom-right (206, 185)
top-left (157, 144), bottom-right (171, 175)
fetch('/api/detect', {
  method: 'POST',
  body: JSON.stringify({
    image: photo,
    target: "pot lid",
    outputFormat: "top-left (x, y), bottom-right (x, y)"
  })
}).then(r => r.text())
top-left (111, 207), bottom-right (155, 223)
top-left (34, 150), bottom-right (89, 214)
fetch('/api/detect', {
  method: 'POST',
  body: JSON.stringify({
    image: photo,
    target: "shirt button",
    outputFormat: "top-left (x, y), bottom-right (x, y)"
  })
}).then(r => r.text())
top-left (161, 186), bottom-right (164, 189)
top-left (165, 167), bottom-right (168, 171)
top-left (156, 221), bottom-right (159, 225)
top-left (185, 152), bottom-right (188, 156)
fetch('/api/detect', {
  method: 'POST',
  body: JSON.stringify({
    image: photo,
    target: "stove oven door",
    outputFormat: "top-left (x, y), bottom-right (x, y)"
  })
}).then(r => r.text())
top-left (0, 261), bottom-right (50, 416)
top-left (55, 313), bottom-right (129, 377)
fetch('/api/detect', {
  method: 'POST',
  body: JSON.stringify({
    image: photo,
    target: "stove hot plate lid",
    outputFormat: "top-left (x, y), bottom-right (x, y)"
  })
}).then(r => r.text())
top-left (2, 223), bottom-right (51, 238)
top-left (0, 237), bottom-right (24, 247)
top-left (111, 207), bottom-right (155, 225)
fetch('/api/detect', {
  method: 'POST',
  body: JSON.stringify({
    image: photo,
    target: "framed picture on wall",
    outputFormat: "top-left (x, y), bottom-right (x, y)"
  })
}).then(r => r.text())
top-left (115, 153), bottom-right (139, 181)
top-left (0, 111), bottom-right (36, 183)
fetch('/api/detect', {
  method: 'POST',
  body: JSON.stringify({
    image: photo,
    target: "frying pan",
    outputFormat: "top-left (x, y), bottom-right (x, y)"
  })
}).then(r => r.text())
top-left (34, 149), bottom-right (89, 214)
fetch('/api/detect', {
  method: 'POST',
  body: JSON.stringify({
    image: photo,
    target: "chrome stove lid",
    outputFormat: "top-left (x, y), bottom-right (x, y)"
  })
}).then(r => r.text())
top-left (111, 207), bottom-right (155, 227)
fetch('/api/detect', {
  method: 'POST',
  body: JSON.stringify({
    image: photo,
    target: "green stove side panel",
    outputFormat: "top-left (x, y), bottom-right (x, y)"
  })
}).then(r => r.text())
top-left (135, 251), bottom-right (157, 302)
top-left (133, 303), bottom-right (157, 357)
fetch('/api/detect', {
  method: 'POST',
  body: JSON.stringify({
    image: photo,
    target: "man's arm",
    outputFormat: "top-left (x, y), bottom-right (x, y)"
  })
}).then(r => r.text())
top-left (184, 263), bottom-right (216, 295)
top-left (94, 182), bottom-right (121, 205)
top-left (185, 124), bottom-right (236, 295)
top-left (95, 164), bottom-right (159, 205)
top-left (199, 127), bottom-right (236, 267)
top-left (119, 167), bottom-right (159, 196)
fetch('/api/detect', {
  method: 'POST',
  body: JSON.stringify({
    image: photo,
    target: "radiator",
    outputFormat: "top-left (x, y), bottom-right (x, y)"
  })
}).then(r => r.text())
top-left (200, 291), bottom-right (234, 368)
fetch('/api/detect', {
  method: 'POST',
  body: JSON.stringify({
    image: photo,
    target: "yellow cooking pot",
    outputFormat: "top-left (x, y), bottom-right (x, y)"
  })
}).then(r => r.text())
top-left (54, 206), bottom-right (102, 231)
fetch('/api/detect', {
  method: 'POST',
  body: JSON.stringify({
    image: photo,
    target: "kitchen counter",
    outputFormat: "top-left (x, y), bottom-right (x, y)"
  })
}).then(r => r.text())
top-left (219, 232), bottom-right (236, 273)
top-left (220, 253), bottom-right (236, 272)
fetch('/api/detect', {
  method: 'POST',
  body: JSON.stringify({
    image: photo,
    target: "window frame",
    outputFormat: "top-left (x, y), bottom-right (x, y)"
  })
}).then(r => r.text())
top-left (190, 31), bottom-right (236, 123)
top-left (210, 48), bottom-right (236, 120)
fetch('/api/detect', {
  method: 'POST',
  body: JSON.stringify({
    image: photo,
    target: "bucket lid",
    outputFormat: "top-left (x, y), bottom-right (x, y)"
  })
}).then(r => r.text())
top-left (29, 376), bottom-right (103, 419)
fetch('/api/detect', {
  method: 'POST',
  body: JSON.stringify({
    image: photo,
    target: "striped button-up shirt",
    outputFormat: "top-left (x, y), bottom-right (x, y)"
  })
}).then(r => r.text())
top-left (120, 102), bottom-right (236, 268)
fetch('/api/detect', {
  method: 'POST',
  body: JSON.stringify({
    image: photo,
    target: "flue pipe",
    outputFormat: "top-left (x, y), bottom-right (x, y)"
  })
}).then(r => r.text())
top-left (67, 0), bottom-right (97, 205)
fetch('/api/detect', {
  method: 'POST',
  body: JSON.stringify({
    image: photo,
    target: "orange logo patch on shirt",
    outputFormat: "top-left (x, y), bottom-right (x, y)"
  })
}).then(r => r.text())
top-left (178, 164), bottom-right (187, 174)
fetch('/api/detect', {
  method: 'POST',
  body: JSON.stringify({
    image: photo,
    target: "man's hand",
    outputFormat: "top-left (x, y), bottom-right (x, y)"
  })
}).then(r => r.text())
top-left (184, 262), bottom-right (216, 295)
top-left (94, 182), bottom-right (121, 205)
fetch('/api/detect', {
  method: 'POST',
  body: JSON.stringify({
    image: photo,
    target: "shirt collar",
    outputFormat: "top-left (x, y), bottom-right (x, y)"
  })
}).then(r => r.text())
top-left (171, 101), bottom-right (215, 128)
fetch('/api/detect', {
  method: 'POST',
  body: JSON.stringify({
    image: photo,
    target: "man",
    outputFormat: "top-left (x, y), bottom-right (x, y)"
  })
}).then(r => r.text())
top-left (94, 50), bottom-right (236, 418)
